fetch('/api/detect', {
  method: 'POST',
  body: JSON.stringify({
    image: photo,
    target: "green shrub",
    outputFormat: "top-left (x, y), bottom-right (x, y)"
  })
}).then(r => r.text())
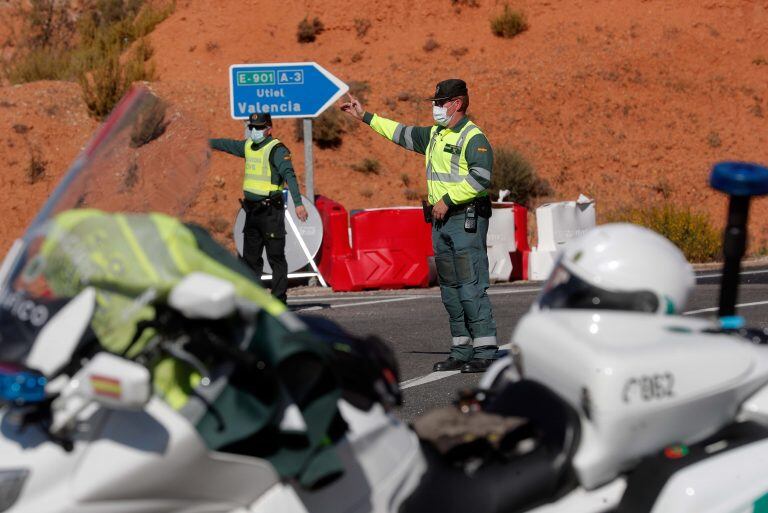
top-left (491, 147), bottom-right (552, 206)
top-left (354, 18), bottom-right (371, 38)
top-left (605, 204), bottom-right (721, 262)
top-left (122, 161), bottom-right (139, 190)
top-left (294, 108), bottom-right (346, 148)
top-left (80, 45), bottom-right (156, 119)
top-left (133, 1), bottom-right (175, 38)
top-left (348, 80), bottom-right (371, 103)
top-left (297, 17), bottom-right (324, 43)
top-left (404, 189), bottom-right (421, 201)
top-left (26, 151), bottom-right (47, 184)
top-left (423, 38), bottom-right (440, 52)
top-left (351, 158), bottom-right (380, 175)
top-left (5, 46), bottom-right (73, 83)
top-left (491, 5), bottom-right (528, 38)
top-left (23, 0), bottom-right (76, 49)
top-left (4, 0), bottom-right (173, 119)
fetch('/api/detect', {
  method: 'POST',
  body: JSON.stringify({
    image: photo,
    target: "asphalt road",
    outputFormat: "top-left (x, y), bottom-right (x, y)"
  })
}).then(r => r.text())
top-left (289, 267), bottom-right (768, 422)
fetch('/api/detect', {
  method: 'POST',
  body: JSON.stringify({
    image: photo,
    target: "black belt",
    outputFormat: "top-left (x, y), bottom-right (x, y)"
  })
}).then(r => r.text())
top-left (422, 196), bottom-right (491, 223)
top-left (241, 193), bottom-right (283, 213)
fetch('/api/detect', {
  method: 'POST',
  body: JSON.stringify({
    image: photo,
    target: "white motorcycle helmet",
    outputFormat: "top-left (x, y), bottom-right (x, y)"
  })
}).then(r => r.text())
top-left (537, 223), bottom-right (695, 314)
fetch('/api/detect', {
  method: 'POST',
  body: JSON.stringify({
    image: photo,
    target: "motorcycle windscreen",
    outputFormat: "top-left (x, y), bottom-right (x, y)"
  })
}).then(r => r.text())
top-left (538, 261), bottom-right (660, 313)
top-left (0, 86), bottom-right (211, 365)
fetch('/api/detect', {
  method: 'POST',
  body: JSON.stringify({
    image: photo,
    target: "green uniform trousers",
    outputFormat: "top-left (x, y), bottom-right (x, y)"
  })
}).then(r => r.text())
top-left (432, 214), bottom-right (498, 361)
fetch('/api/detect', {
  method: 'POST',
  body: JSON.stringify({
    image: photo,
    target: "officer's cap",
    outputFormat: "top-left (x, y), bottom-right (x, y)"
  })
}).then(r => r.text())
top-left (247, 112), bottom-right (272, 128)
top-left (425, 79), bottom-right (468, 101)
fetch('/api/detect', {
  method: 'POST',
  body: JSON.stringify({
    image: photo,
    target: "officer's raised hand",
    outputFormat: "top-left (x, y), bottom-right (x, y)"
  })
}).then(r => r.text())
top-left (340, 93), bottom-right (364, 120)
top-left (295, 205), bottom-right (308, 222)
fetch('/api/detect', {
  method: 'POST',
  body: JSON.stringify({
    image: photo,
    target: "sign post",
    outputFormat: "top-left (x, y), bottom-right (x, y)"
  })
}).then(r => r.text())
top-left (228, 62), bottom-right (347, 286)
top-left (303, 119), bottom-right (314, 201)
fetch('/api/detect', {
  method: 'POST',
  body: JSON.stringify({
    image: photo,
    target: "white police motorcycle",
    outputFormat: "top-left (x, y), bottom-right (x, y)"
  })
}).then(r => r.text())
top-left (1, 85), bottom-right (768, 513)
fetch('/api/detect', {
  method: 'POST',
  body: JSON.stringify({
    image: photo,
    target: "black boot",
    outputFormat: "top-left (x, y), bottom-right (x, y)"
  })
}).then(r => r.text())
top-left (460, 358), bottom-right (495, 373)
top-left (432, 357), bottom-right (465, 372)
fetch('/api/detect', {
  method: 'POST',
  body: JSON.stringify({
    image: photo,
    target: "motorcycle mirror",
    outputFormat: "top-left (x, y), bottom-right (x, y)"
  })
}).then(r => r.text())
top-left (709, 162), bottom-right (768, 323)
top-left (78, 353), bottom-right (151, 410)
top-left (168, 272), bottom-right (237, 320)
top-left (51, 353), bottom-right (150, 434)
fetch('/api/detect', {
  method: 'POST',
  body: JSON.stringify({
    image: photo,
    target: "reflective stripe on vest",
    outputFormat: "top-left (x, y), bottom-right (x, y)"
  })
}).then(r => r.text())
top-left (424, 121), bottom-right (483, 204)
top-left (243, 139), bottom-right (281, 196)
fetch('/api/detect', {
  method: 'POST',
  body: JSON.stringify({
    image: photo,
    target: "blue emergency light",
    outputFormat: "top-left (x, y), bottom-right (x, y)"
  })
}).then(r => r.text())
top-left (0, 363), bottom-right (46, 404)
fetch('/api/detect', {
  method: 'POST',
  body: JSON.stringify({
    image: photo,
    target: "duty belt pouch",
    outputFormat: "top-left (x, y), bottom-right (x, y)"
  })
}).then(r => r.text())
top-left (464, 206), bottom-right (477, 233)
top-left (269, 192), bottom-right (284, 210)
top-left (475, 196), bottom-right (492, 219)
top-left (422, 200), bottom-right (433, 223)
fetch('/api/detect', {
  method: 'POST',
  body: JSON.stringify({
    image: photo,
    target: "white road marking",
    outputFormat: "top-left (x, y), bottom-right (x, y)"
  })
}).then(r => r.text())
top-left (400, 343), bottom-right (511, 390)
top-left (696, 269), bottom-right (768, 279)
top-left (291, 287), bottom-right (541, 311)
top-left (290, 267), bottom-right (767, 305)
top-left (488, 287), bottom-right (541, 295)
top-left (293, 268), bottom-right (768, 389)
top-left (683, 299), bottom-right (768, 316)
top-left (289, 294), bottom-right (414, 303)
top-left (400, 298), bottom-right (768, 390)
top-left (400, 370), bottom-right (460, 389)
top-left (293, 296), bottom-right (427, 312)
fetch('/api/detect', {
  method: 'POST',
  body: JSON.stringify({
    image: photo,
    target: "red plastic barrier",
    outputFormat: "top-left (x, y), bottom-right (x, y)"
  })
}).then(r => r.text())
top-left (316, 197), bottom-right (530, 289)
top-left (315, 196), bottom-right (353, 289)
top-left (314, 199), bottom-right (433, 291)
top-left (510, 203), bottom-right (530, 281)
top-left (347, 208), bottom-right (432, 290)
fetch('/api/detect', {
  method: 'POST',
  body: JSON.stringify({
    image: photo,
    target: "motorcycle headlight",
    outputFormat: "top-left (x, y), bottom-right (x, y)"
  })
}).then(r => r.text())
top-left (0, 469), bottom-right (28, 512)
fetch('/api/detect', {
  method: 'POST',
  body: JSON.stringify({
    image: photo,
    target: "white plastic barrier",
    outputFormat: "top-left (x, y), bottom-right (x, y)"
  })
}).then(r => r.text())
top-left (486, 204), bottom-right (518, 282)
top-left (529, 195), bottom-right (595, 280)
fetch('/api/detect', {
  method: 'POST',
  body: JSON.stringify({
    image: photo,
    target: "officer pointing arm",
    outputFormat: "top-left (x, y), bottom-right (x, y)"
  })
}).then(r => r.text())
top-left (340, 80), bottom-right (499, 374)
top-left (340, 93), bottom-right (493, 221)
top-left (209, 113), bottom-right (307, 305)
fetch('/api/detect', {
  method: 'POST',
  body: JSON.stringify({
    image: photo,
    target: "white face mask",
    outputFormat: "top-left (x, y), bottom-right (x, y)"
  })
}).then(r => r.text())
top-left (432, 105), bottom-right (450, 126)
top-left (248, 127), bottom-right (267, 143)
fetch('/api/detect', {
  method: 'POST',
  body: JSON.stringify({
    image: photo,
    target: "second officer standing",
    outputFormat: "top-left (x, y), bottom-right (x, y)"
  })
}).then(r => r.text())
top-left (210, 112), bottom-right (308, 304)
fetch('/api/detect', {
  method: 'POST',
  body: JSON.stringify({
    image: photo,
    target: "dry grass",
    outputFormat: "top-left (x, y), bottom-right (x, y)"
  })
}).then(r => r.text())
top-left (354, 18), bottom-right (371, 38)
top-left (423, 38), bottom-right (440, 52)
top-left (491, 147), bottom-right (552, 206)
top-left (351, 158), bottom-right (380, 175)
top-left (297, 16), bottom-right (324, 43)
top-left (491, 5), bottom-right (528, 39)
top-left (605, 204), bottom-right (721, 262)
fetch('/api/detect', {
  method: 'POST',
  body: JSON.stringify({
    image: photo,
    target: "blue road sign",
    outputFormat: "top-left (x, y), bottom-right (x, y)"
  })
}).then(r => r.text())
top-left (229, 62), bottom-right (349, 119)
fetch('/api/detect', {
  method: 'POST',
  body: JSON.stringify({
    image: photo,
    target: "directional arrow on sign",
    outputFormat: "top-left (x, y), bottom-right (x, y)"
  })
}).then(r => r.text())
top-left (229, 62), bottom-right (349, 119)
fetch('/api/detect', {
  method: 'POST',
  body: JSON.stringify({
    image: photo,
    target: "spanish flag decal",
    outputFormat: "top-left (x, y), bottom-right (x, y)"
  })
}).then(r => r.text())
top-left (90, 375), bottom-right (122, 399)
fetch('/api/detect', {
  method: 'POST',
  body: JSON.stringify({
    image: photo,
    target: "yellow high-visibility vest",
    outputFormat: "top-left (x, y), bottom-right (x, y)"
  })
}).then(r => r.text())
top-left (424, 121), bottom-right (485, 205)
top-left (243, 139), bottom-right (281, 196)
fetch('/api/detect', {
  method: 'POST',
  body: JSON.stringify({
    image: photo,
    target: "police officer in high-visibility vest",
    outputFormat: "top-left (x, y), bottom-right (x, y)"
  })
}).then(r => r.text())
top-left (210, 112), bottom-right (308, 304)
top-left (340, 79), bottom-right (498, 373)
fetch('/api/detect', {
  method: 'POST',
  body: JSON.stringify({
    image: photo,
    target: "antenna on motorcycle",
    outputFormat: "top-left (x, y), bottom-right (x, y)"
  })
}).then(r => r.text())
top-left (709, 162), bottom-right (768, 326)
